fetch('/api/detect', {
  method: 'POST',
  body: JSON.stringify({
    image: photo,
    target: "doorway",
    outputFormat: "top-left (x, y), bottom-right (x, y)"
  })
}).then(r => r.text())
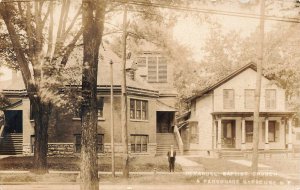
top-left (222, 120), bottom-right (236, 148)
top-left (156, 111), bottom-right (175, 133)
top-left (4, 110), bottom-right (23, 133)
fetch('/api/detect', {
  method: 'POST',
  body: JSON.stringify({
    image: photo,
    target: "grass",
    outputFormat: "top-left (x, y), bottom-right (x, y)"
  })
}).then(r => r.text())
top-left (0, 155), bottom-right (182, 172)
top-left (188, 157), bottom-right (251, 172)
top-left (259, 159), bottom-right (300, 174)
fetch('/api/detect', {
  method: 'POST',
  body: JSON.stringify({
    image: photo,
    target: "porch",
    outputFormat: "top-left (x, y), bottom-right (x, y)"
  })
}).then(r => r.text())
top-left (212, 112), bottom-right (295, 151)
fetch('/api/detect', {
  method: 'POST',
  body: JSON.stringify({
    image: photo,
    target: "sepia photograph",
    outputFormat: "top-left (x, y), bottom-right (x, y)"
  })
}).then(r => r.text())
top-left (0, 0), bottom-right (299, 189)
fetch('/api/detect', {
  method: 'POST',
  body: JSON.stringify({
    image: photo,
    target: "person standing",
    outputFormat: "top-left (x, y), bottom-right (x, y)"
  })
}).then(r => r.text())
top-left (167, 145), bottom-right (176, 172)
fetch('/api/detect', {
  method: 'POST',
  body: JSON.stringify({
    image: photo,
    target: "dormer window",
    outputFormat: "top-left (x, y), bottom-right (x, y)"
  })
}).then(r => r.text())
top-left (137, 55), bottom-right (167, 83)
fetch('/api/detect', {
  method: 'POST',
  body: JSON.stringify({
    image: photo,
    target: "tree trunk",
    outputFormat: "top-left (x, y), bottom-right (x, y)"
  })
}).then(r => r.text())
top-left (121, 4), bottom-right (129, 178)
top-left (80, 0), bottom-right (106, 189)
top-left (32, 99), bottom-right (52, 174)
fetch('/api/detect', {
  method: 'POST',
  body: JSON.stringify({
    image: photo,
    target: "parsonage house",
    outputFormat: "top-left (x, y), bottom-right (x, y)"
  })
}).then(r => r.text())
top-left (181, 63), bottom-right (299, 158)
top-left (0, 46), bottom-right (181, 156)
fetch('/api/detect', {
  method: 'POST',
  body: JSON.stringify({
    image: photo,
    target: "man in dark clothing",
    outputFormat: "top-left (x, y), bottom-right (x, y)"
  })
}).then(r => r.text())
top-left (167, 145), bottom-right (176, 172)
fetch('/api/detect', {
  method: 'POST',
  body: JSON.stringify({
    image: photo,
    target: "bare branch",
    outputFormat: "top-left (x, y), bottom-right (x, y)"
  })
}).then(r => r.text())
top-left (26, 2), bottom-right (34, 61)
top-left (17, 2), bottom-right (25, 20)
top-left (61, 0), bottom-right (70, 35)
top-left (60, 27), bottom-right (83, 66)
top-left (103, 30), bottom-right (122, 36)
top-left (46, 1), bottom-right (54, 58)
top-left (61, 4), bottom-right (81, 40)
top-left (41, 2), bottom-right (51, 29)
top-left (54, 0), bottom-right (67, 56)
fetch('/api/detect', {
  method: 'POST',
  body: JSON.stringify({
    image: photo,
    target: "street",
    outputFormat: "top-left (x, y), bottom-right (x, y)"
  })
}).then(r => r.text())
top-left (0, 184), bottom-right (300, 190)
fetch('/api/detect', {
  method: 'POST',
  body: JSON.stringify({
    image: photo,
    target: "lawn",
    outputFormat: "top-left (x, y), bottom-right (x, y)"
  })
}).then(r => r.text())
top-left (188, 157), bottom-right (251, 172)
top-left (0, 155), bottom-right (182, 172)
top-left (259, 159), bottom-right (300, 175)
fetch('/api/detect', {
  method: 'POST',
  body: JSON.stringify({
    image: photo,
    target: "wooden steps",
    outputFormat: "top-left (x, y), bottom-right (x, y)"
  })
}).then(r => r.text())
top-left (0, 133), bottom-right (23, 155)
top-left (156, 133), bottom-right (179, 155)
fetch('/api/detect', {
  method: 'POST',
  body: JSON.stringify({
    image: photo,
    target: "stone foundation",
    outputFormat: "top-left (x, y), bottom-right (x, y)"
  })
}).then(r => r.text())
top-left (22, 143), bottom-right (32, 156)
top-left (22, 143), bottom-right (157, 157)
top-left (47, 143), bottom-right (74, 157)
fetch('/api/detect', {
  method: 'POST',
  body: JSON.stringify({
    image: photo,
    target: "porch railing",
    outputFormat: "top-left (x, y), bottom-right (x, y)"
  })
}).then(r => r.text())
top-left (0, 117), bottom-right (5, 144)
top-left (173, 125), bottom-right (183, 154)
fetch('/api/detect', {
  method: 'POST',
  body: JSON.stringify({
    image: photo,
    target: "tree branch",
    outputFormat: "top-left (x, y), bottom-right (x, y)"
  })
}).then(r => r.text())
top-left (41, 2), bottom-right (51, 29)
top-left (54, 0), bottom-right (67, 56)
top-left (61, 4), bottom-right (81, 41)
top-left (60, 27), bottom-right (83, 66)
top-left (0, 3), bottom-right (32, 89)
top-left (61, 0), bottom-right (71, 35)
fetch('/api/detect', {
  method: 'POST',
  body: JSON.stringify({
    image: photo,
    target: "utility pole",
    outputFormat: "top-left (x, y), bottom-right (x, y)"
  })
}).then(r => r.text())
top-left (121, 3), bottom-right (129, 178)
top-left (110, 59), bottom-right (115, 177)
top-left (252, 0), bottom-right (265, 173)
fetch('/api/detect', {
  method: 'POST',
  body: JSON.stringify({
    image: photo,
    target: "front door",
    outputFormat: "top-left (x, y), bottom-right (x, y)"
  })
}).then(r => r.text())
top-left (4, 110), bottom-right (23, 133)
top-left (222, 120), bottom-right (236, 148)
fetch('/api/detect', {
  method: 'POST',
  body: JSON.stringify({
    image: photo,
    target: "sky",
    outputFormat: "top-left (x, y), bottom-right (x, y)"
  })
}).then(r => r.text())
top-left (0, 1), bottom-right (299, 81)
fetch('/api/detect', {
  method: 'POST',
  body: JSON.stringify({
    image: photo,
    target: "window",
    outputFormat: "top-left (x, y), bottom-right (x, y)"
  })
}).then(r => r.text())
top-left (30, 102), bottom-right (34, 120)
top-left (74, 134), bottom-right (81, 153)
top-left (268, 121), bottom-right (276, 142)
top-left (245, 89), bottom-right (255, 109)
top-left (130, 135), bottom-right (148, 153)
top-left (223, 89), bottom-right (235, 109)
top-left (137, 57), bottom-right (146, 67)
top-left (31, 135), bottom-right (35, 153)
top-left (137, 55), bottom-right (167, 83)
top-left (245, 121), bottom-right (253, 143)
top-left (74, 107), bottom-right (82, 118)
top-left (130, 99), bottom-right (148, 120)
top-left (265, 89), bottom-right (276, 109)
top-left (74, 134), bottom-right (104, 153)
top-left (97, 96), bottom-right (104, 118)
top-left (74, 97), bottom-right (104, 118)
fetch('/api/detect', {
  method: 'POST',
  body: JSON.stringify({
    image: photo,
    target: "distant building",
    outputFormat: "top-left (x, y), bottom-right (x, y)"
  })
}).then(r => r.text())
top-left (0, 45), bottom-right (181, 156)
top-left (182, 63), bottom-right (298, 158)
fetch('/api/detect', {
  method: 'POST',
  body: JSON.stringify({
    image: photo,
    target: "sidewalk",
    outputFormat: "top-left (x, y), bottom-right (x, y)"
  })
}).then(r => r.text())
top-left (176, 156), bottom-right (205, 172)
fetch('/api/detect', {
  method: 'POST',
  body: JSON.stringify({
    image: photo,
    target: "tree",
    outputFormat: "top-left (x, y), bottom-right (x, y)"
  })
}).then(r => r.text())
top-left (0, 1), bottom-right (82, 174)
top-left (80, 0), bottom-right (106, 189)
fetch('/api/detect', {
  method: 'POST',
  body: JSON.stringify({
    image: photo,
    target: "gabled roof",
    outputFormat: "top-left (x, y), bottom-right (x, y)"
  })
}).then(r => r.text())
top-left (1, 45), bottom-right (157, 95)
top-left (187, 63), bottom-right (258, 102)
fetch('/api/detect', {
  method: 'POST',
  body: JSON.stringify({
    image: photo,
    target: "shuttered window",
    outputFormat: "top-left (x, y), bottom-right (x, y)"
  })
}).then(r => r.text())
top-left (158, 57), bottom-right (167, 82)
top-left (147, 57), bottom-right (157, 82)
top-left (143, 56), bottom-right (167, 83)
top-left (265, 89), bottom-right (276, 109)
top-left (223, 89), bottom-right (235, 109)
top-left (245, 89), bottom-right (255, 109)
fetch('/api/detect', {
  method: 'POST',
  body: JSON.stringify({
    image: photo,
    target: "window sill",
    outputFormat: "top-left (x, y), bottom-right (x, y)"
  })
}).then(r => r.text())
top-left (130, 119), bottom-right (149, 123)
top-left (72, 117), bottom-right (105, 121)
top-left (130, 152), bottom-right (149, 155)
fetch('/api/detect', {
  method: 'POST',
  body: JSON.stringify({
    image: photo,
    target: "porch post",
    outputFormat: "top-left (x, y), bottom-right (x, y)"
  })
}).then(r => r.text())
top-left (288, 117), bottom-right (293, 150)
top-left (241, 118), bottom-right (246, 150)
top-left (213, 120), bottom-right (217, 149)
top-left (217, 117), bottom-right (222, 150)
top-left (264, 117), bottom-right (269, 150)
